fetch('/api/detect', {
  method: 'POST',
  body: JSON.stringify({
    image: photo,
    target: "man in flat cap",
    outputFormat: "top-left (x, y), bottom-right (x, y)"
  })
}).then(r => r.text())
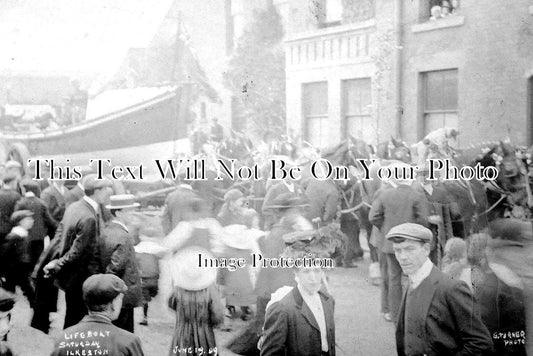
top-left (50, 274), bottom-right (145, 356)
top-left (387, 223), bottom-right (493, 356)
top-left (44, 174), bottom-right (112, 328)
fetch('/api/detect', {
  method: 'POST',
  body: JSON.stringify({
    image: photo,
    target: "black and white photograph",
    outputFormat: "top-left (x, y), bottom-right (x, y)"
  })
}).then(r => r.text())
top-left (0, 0), bottom-right (532, 355)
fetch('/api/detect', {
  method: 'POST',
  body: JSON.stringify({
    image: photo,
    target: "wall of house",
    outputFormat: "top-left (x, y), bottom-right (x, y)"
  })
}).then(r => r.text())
top-left (284, 0), bottom-right (398, 147)
top-left (401, 0), bottom-right (533, 146)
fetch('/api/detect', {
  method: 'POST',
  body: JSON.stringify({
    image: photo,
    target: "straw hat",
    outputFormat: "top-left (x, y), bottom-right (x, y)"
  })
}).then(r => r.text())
top-left (105, 194), bottom-right (140, 210)
top-left (170, 246), bottom-right (217, 291)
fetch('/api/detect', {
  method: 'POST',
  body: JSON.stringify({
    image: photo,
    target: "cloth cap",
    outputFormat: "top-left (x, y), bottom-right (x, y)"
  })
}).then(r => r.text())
top-left (83, 174), bottom-right (112, 191)
top-left (386, 223), bottom-right (432, 243)
top-left (82, 274), bottom-right (127, 306)
top-left (0, 288), bottom-right (15, 312)
top-left (10, 210), bottom-right (33, 225)
top-left (224, 189), bottom-right (244, 202)
top-left (105, 194), bottom-right (140, 210)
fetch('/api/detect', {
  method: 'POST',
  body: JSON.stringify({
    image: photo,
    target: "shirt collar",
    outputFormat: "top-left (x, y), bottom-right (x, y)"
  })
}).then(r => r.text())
top-left (409, 258), bottom-right (433, 289)
top-left (297, 284), bottom-right (320, 301)
top-left (52, 182), bottom-right (66, 195)
top-left (112, 219), bottom-right (128, 232)
top-left (11, 226), bottom-right (28, 237)
top-left (83, 196), bottom-right (99, 212)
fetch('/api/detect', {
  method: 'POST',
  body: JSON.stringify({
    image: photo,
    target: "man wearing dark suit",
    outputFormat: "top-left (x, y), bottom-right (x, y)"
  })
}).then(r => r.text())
top-left (64, 181), bottom-right (85, 207)
top-left (101, 194), bottom-right (143, 332)
top-left (0, 172), bottom-right (21, 243)
top-left (161, 184), bottom-right (198, 235)
top-left (50, 274), bottom-right (145, 356)
top-left (14, 181), bottom-right (57, 267)
top-left (41, 181), bottom-right (67, 222)
top-left (44, 174), bottom-right (112, 328)
top-left (369, 183), bottom-right (428, 321)
top-left (260, 265), bottom-right (335, 356)
top-left (387, 223), bottom-right (494, 356)
top-left (304, 178), bottom-right (339, 225)
top-left (262, 179), bottom-right (303, 230)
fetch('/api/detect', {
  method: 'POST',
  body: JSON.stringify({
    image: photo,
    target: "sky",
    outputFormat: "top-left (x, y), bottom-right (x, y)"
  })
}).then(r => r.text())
top-left (0, 0), bottom-right (174, 76)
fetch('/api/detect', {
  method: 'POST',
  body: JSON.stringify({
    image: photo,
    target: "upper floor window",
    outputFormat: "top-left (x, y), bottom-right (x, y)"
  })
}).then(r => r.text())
top-left (326, 0), bottom-right (343, 23)
top-left (421, 0), bottom-right (460, 22)
top-left (312, 0), bottom-right (374, 28)
top-left (422, 69), bottom-right (458, 135)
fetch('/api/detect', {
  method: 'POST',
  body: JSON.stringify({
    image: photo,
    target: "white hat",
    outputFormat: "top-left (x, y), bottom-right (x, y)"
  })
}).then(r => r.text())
top-left (170, 246), bottom-right (217, 291)
top-left (221, 224), bottom-right (265, 250)
top-left (105, 194), bottom-right (140, 210)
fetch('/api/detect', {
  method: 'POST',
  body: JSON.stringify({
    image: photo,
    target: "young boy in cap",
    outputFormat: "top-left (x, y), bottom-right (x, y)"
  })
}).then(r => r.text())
top-left (50, 274), bottom-right (145, 356)
top-left (100, 194), bottom-right (142, 333)
top-left (387, 223), bottom-right (493, 356)
top-left (0, 210), bottom-right (35, 305)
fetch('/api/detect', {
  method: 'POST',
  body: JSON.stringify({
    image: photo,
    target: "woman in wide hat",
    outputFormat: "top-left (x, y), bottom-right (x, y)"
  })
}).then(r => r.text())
top-left (168, 246), bottom-right (224, 356)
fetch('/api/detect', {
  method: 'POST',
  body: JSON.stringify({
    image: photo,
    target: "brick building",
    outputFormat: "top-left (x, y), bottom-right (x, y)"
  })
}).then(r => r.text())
top-left (284, 0), bottom-right (533, 147)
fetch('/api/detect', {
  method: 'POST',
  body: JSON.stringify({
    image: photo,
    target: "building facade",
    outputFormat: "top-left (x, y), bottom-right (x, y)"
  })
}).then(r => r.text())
top-left (285, 0), bottom-right (533, 148)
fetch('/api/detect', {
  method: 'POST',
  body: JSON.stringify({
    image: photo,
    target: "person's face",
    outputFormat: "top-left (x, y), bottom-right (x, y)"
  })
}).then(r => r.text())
top-left (93, 187), bottom-right (110, 204)
top-left (295, 267), bottom-right (324, 295)
top-left (230, 197), bottom-right (246, 212)
top-left (393, 239), bottom-right (430, 276)
top-left (20, 217), bottom-right (34, 230)
top-left (0, 311), bottom-right (12, 340)
top-left (110, 294), bottom-right (124, 321)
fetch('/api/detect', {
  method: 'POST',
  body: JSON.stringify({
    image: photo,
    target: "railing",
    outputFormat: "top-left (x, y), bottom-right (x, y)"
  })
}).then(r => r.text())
top-left (285, 20), bottom-right (375, 69)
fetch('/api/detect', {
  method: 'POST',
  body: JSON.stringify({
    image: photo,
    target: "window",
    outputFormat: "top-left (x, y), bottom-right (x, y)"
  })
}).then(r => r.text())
top-left (343, 78), bottom-right (373, 143)
top-left (326, 0), bottom-right (343, 23)
top-left (422, 69), bottom-right (458, 135)
top-left (421, 0), bottom-right (460, 21)
top-left (303, 82), bottom-right (328, 148)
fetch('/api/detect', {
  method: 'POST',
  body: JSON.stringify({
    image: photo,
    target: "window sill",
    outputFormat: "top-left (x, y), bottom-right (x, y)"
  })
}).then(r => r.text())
top-left (412, 15), bottom-right (465, 33)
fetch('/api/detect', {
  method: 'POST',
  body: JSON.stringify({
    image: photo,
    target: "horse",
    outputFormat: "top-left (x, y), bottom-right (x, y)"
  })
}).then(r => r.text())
top-left (375, 137), bottom-right (412, 163)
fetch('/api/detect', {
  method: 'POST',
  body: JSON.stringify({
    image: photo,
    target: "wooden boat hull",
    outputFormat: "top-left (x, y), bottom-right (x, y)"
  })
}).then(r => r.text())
top-left (0, 88), bottom-right (190, 177)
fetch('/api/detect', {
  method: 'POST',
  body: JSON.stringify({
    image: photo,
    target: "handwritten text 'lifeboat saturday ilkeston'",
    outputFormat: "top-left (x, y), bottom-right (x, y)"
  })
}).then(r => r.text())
top-left (28, 158), bottom-right (499, 182)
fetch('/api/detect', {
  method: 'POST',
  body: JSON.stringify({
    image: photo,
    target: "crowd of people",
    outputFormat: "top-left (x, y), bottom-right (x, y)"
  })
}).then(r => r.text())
top-left (0, 138), bottom-right (531, 356)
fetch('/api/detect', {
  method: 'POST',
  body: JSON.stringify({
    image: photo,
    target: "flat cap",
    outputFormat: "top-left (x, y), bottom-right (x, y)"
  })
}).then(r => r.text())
top-left (0, 288), bottom-right (15, 312)
top-left (83, 174), bottom-right (112, 191)
top-left (386, 223), bottom-right (432, 243)
top-left (10, 210), bottom-right (33, 225)
top-left (82, 274), bottom-right (127, 306)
